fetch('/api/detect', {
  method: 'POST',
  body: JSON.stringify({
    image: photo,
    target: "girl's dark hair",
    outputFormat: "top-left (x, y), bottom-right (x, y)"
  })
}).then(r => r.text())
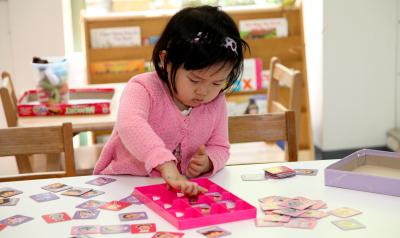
top-left (152, 5), bottom-right (249, 94)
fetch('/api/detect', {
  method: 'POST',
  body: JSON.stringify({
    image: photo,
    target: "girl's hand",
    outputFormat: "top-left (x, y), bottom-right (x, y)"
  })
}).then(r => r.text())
top-left (165, 174), bottom-right (207, 196)
top-left (156, 160), bottom-right (207, 196)
top-left (186, 145), bottom-right (213, 178)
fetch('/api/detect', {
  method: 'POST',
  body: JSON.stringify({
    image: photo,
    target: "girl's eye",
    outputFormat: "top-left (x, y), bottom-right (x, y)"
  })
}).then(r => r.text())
top-left (189, 79), bottom-right (200, 84)
top-left (213, 81), bottom-right (226, 86)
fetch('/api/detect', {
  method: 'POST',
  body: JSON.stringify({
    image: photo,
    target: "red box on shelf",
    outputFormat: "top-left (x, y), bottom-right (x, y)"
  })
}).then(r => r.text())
top-left (17, 88), bottom-right (115, 116)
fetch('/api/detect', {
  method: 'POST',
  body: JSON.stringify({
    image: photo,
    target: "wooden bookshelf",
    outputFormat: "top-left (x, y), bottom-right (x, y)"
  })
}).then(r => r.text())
top-left (82, 4), bottom-right (314, 159)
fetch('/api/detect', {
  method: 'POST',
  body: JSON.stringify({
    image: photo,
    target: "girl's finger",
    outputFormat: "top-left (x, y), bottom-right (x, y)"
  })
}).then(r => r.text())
top-left (184, 183), bottom-right (194, 195)
top-left (198, 185), bottom-right (208, 193)
top-left (190, 159), bottom-right (204, 168)
top-left (188, 167), bottom-right (200, 178)
top-left (191, 185), bottom-right (199, 196)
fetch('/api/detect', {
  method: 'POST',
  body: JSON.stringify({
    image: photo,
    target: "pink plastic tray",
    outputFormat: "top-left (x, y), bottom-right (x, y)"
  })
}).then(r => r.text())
top-left (133, 178), bottom-right (257, 230)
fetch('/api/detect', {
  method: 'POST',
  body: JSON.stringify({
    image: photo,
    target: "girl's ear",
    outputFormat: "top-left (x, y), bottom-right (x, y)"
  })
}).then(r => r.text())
top-left (159, 50), bottom-right (167, 69)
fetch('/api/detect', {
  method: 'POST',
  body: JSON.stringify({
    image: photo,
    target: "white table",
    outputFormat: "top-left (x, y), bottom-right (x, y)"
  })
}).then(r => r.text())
top-left (1, 160), bottom-right (399, 238)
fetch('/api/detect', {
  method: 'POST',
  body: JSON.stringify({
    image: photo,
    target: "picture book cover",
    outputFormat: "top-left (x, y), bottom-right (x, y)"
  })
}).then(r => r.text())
top-left (90, 59), bottom-right (145, 75)
top-left (90, 26), bottom-right (141, 48)
top-left (232, 58), bottom-right (263, 92)
top-left (239, 18), bottom-right (288, 39)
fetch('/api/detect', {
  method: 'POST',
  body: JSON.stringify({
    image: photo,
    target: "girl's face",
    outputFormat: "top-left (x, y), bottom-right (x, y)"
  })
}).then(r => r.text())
top-left (171, 63), bottom-right (232, 110)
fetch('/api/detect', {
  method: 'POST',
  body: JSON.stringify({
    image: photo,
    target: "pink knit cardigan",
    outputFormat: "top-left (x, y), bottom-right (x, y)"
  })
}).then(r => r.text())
top-left (93, 72), bottom-right (230, 177)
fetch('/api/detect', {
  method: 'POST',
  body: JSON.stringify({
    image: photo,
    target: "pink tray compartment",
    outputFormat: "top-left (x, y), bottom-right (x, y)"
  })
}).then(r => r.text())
top-left (133, 178), bottom-right (256, 230)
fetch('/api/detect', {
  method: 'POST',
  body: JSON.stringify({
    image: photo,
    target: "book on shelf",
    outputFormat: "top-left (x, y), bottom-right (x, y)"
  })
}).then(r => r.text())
top-left (232, 58), bottom-right (263, 92)
top-left (226, 94), bottom-right (267, 116)
top-left (90, 26), bottom-right (141, 48)
top-left (239, 18), bottom-right (288, 39)
top-left (90, 59), bottom-right (145, 75)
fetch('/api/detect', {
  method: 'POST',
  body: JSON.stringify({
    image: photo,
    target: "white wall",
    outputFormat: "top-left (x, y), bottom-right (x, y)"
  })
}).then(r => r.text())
top-left (321, 0), bottom-right (397, 150)
top-left (7, 0), bottom-right (66, 94)
top-left (303, 0), bottom-right (324, 148)
top-left (396, 0), bottom-right (400, 127)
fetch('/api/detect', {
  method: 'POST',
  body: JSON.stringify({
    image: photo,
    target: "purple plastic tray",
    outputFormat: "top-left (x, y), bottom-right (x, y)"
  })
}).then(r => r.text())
top-left (325, 149), bottom-right (400, 197)
top-left (133, 178), bottom-right (257, 230)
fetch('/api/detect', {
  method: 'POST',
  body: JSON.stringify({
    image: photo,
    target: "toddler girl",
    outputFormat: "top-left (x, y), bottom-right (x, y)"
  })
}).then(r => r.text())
top-left (94, 5), bottom-right (248, 196)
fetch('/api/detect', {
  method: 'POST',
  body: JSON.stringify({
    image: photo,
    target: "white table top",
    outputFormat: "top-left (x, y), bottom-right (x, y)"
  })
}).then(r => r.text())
top-left (1, 160), bottom-right (399, 238)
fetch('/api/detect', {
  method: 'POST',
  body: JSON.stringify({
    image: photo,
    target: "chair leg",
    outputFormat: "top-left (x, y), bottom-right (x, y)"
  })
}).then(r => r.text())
top-left (46, 153), bottom-right (62, 171)
top-left (15, 155), bottom-right (33, 173)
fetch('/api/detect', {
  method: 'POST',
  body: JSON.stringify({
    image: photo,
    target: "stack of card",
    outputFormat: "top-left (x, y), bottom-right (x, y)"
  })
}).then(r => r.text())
top-left (256, 196), bottom-right (326, 229)
top-left (264, 166), bottom-right (296, 179)
top-left (256, 195), bottom-right (365, 230)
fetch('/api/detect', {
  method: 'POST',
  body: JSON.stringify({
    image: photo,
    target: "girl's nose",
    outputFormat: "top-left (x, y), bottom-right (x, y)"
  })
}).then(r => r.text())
top-left (195, 85), bottom-right (207, 96)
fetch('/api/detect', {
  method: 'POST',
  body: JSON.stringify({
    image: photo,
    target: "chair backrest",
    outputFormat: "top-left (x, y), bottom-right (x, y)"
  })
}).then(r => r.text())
top-left (267, 57), bottom-right (303, 140)
top-left (0, 123), bottom-right (76, 181)
top-left (1, 71), bottom-right (34, 173)
top-left (0, 71), bottom-right (18, 127)
top-left (228, 111), bottom-right (298, 162)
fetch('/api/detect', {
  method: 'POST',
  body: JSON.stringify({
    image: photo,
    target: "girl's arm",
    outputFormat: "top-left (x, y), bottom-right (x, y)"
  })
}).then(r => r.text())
top-left (116, 81), bottom-right (177, 176)
top-left (203, 96), bottom-right (230, 176)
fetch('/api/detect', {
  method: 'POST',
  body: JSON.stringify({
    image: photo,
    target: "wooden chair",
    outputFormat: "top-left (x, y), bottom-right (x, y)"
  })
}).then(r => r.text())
top-left (0, 71), bottom-right (103, 175)
top-left (0, 123), bottom-right (76, 181)
top-left (1, 72), bottom-right (33, 173)
top-left (229, 111), bottom-right (298, 162)
top-left (267, 57), bottom-right (303, 142)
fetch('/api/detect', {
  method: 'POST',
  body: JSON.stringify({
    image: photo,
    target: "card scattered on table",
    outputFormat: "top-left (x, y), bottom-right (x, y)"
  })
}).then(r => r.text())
top-left (79, 190), bottom-right (105, 199)
top-left (71, 225), bottom-right (101, 235)
top-left (280, 197), bottom-right (318, 210)
top-left (329, 207), bottom-right (362, 218)
top-left (41, 183), bottom-right (72, 192)
top-left (130, 223), bottom-right (156, 234)
top-left (62, 188), bottom-right (92, 197)
top-left (284, 218), bottom-right (317, 229)
top-left (0, 215), bottom-right (33, 226)
top-left (197, 226), bottom-right (231, 237)
top-left (73, 210), bottom-right (100, 219)
top-left (332, 219), bottom-right (366, 230)
top-left (42, 212), bottom-right (71, 223)
top-left (76, 200), bottom-right (107, 210)
top-left (0, 187), bottom-right (23, 198)
top-left (294, 169), bottom-right (318, 176)
top-left (152, 231), bottom-right (184, 238)
top-left (100, 201), bottom-right (131, 211)
top-left (119, 212), bottom-right (148, 221)
top-left (30, 192), bottom-right (59, 202)
top-left (0, 198), bottom-right (19, 206)
top-left (298, 210), bottom-right (329, 219)
top-left (100, 224), bottom-right (130, 234)
top-left (86, 177), bottom-right (116, 186)
top-left (119, 194), bottom-right (143, 204)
